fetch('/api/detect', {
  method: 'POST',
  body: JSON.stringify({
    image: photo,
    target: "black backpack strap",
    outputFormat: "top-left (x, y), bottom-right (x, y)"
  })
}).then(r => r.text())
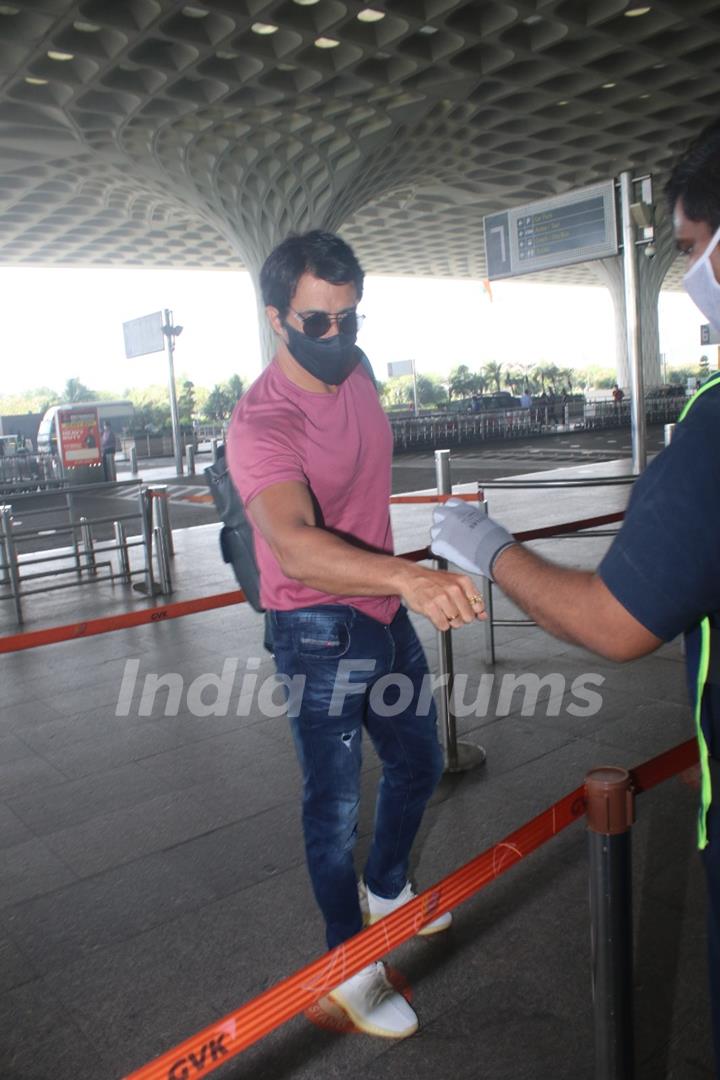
top-left (357, 348), bottom-right (378, 391)
top-left (204, 445), bottom-right (265, 614)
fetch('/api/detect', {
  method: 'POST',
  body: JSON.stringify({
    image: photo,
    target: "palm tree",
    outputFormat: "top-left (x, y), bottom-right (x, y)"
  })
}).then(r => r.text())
top-left (63, 377), bottom-right (96, 402)
top-left (448, 364), bottom-right (473, 401)
top-left (482, 361), bottom-right (503, 392)
top-left (504, 368), bottom-right (526, 395)
top-left (469, 372), bottom-right (489, 396)
top-left (532, 364), bottom-right (552, 393)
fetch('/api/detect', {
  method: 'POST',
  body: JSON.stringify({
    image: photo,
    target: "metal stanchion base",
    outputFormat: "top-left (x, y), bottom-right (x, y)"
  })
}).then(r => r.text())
top-left (133, 581), bottom-right (163, 597)
top-left (445, 741), bottom-right (487, 773)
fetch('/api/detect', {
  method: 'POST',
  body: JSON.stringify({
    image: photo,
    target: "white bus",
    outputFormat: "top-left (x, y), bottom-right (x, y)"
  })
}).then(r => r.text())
top-left (37, 400), bottom-right (134, 455)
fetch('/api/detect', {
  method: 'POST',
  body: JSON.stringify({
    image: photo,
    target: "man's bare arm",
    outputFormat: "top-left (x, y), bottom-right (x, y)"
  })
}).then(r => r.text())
top-left (492, 544), bottom-right (662, 662)
top-left (248, 480), bottom-right (485, 632)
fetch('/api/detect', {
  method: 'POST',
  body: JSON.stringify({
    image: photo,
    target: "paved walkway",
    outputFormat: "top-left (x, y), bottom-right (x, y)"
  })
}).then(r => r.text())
top-left (0, 457), bottom-right (713, 1079)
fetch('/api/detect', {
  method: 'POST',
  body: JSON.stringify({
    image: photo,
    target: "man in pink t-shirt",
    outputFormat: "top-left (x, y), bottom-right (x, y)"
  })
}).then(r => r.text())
top-left (227, 231), bottom-right (484, 1039)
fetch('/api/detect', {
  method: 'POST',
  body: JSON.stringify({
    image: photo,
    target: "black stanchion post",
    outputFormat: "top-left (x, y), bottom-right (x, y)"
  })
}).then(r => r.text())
top-left (585, 767), bottom-right (636, 1080)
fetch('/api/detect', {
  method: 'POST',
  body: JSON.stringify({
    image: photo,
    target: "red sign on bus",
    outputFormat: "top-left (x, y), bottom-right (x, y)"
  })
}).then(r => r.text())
top-left (57, 407), bottom-right (101, 468)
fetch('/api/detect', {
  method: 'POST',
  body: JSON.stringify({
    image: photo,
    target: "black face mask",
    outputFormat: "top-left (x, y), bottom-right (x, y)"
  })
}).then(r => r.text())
top-left (284, 323), bottom-right (359, 386)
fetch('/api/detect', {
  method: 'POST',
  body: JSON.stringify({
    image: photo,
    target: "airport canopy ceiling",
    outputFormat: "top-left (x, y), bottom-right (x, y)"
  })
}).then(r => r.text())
top-left (0, 0), bottom-right (718, 283)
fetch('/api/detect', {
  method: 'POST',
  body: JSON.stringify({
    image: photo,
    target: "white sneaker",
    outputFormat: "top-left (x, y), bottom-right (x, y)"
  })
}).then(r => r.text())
top-left (328, 962), bottom-right (418, 1038)
top-left (359, 879), bottom-right (453, 936)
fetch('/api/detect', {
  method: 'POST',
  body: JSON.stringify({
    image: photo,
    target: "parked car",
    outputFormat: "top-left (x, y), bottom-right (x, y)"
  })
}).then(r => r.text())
top-left (472, 392), bottom-right (520, 411)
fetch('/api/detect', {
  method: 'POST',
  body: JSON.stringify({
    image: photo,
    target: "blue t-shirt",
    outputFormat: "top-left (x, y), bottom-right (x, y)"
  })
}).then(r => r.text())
top-left (599, 379), bottom-right (720, 756)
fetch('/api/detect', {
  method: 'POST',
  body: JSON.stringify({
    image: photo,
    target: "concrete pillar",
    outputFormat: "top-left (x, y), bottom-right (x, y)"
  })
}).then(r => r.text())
top-left (220, 97), bottom-right (439, 366)
top-left (593, 211), bottom-right (676, 390)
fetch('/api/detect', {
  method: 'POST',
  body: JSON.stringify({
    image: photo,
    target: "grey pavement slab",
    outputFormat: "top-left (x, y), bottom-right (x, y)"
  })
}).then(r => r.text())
top-left (42, 789), bottom-right (228, 877)
top-left (0, 980), bottom-right (106, 1080)
top-left (0, 930), bottom-right (39, 993)
top-left (4, 761), bottom-right (179, 835)
top-left (0, 800), bottom-right (34, 850)
top-left (0, 850), bottom-right (217, 974)
top-left (0, 836), bottom-right (78, 908)
top-left (0, 752), bottom-right (68, 800)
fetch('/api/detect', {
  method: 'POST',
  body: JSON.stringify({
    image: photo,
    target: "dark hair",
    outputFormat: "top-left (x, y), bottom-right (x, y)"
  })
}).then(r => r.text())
top-left (259, 230), bottom-right (364, 316)
top-left (665, 119), bottom-right (720, 229)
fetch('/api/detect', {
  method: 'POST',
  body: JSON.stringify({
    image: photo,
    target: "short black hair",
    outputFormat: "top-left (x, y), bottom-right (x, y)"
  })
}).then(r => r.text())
top-left (665, 119), bottom-right (720, 230)
top-left (259, 230), bottom-right (364, 317)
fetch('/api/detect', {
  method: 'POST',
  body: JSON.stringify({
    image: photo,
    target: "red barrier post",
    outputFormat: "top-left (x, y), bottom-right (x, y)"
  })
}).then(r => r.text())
top-left (586, 767), bottom-right (636, 1080)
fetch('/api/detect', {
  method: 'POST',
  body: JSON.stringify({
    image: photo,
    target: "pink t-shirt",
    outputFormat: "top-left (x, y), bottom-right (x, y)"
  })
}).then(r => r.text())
top-left (226, 359), bottom-right (400, 624)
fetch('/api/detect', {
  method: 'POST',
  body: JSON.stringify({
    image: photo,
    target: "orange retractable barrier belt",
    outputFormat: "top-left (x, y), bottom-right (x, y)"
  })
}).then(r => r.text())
top-left (121, 786), bottom-right (586, 1080)
top-left (514, 510), bottom-right (624, 541)
top-left (0, 590), bottom-right (247, 653)
top-left (120, 736), bottom-right (698, 1080)
top-left (0, 508), bottom-right (624, 655)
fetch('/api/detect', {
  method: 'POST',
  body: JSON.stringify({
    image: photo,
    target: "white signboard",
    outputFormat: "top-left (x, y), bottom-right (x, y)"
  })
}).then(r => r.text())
top-left (123, 311), bottom-right (164, 358)
top-left (388, 359), bottom-right (414, 377)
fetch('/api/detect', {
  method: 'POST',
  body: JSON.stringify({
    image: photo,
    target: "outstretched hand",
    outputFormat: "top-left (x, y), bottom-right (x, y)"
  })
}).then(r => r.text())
top-left (430, 498), bottom-right (516, 580)
top-left (399, 562), bottom-right (486, 632)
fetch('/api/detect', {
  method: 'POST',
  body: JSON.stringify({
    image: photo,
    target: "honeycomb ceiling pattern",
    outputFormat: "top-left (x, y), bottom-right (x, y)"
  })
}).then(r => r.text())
top-left (1, 0), bottom-right (719, 284)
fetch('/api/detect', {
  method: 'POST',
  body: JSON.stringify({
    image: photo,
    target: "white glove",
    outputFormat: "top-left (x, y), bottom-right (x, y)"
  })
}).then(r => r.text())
top-left (430, 498), bottom-right (516, 580)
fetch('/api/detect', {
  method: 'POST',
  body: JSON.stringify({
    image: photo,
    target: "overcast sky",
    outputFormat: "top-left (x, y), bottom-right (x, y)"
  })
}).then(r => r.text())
top-left (0, 265), bottom-right (707, 396)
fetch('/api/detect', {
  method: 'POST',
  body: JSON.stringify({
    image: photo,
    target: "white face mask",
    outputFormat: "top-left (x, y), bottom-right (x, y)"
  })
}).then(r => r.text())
top-left (683, 222), bottom-right (720, 333)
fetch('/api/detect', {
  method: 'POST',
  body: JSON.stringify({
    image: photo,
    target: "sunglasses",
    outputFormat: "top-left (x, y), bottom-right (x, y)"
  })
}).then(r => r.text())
top-left (288, 307), bottom-right (365, 339)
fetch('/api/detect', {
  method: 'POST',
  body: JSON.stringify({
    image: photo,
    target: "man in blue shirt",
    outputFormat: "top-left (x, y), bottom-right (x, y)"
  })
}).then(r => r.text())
top-left (431, 119), bottom-right (720, 1073)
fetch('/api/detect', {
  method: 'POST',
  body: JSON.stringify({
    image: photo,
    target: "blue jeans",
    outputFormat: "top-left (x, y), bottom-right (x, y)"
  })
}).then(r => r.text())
top-left (270, 604), bottom-right (444, 949)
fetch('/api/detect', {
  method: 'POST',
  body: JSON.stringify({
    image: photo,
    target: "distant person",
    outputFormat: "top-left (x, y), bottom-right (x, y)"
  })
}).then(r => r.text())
top-left (520, 388), bottom-right (532, 409)
top-left (612, 384), bottom-right (625, 414)
top-left (430, 118), bottom-right (720, 1075)
top-left (101, 421), bottom-right (116, 479)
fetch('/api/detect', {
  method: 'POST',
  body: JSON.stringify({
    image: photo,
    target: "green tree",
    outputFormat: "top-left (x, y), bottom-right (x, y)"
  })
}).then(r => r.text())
top-left (126, 384), bottom-right (172, 431)
top-left (448, 364), bottom-right (473, 401)
top-left (0, 387), bottom-right (60, 414)
top-left (63, 377), bottom-right (97, 402)
top-left (503, 368), bottom-right (525, 395)
top-left (667, 365), bottom-right (696, 386)
top-left (204, 384), bottom-right (235, 421)
top-left (381, 376), bottom-right (414, 408)
top-left (468, 372), bottom-right (489, 396)
top-left (226, 374), bottom-right (245, 403)
top-left (178, 380), bottom-right (196, 426)
top-left (415, 374), bottom-right (447, 407)
top-left (581, 366), bottom-right (617, 390)
top-left (561, 368), bottom-right (576, 392)
top-left (482, 361), bottom-right (503, 392)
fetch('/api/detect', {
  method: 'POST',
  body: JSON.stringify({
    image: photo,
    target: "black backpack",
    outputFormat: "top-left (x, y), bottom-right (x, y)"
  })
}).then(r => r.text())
top-left (204, 443), bottom-right (264, 613)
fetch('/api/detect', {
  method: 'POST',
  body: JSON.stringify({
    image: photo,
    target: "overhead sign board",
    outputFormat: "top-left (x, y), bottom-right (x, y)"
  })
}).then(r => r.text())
top-left (123, 311), bottom-right (164, 359)
top-left (701, 323), bottom-right (720, 346)
top-left (388, 359), bottom-right (414, 377)
top-left (484, 180), bottom-right (618, 280)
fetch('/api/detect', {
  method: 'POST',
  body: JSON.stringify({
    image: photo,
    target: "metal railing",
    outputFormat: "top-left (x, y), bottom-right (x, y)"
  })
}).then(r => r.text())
top-left (390, 395), bottom-right (687, 450)
top-left (0, 452), bottom-right (63, 492)
top-left (0, 482), bottom-right (174, 624)
top-left (477, 474), bottom-right (631, 662)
